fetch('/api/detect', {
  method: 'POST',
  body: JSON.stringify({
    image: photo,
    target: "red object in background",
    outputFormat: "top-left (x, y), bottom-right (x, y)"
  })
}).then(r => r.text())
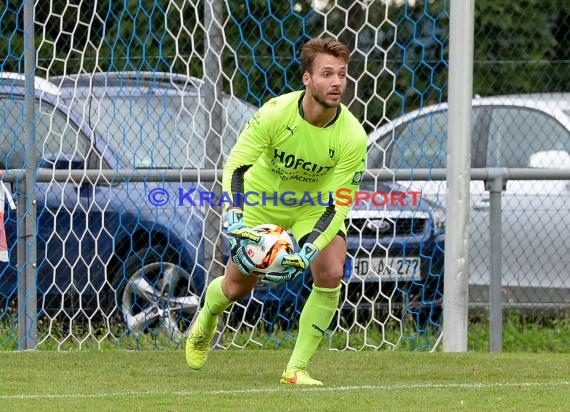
top-left (0, 174), bottom-right (16, 262)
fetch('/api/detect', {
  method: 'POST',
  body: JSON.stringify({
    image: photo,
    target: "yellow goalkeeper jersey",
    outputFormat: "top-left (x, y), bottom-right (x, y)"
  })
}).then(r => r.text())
top-left (222, 90), bottom-right (367, 250)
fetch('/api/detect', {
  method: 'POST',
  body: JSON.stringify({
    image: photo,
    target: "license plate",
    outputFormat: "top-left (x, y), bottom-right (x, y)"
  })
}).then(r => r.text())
top-left (351, 257), bottom-right (420, 281)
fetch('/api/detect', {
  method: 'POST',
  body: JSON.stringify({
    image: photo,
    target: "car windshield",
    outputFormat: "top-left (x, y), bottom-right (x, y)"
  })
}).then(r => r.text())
top-left (487, 106), bottom-right (570, 167)
top-left (367, 111), bottom-right (448, 169)
top-left (79, 92), bottom-right (256, 168)
top-left (367, 108), bottom-right (489, 170)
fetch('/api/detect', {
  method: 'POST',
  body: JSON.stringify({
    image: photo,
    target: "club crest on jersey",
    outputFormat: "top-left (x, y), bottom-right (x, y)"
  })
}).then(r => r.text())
top-left (351, 171), bottom-right (363, 185)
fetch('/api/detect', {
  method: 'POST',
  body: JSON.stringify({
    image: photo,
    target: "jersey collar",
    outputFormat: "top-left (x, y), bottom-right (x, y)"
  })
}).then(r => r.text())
top-left (298, 91), bottom-right (341, 128)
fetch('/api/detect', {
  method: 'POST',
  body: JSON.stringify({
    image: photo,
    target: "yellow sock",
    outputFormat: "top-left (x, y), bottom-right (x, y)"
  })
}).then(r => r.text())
top-left (197, 276), bottom-right (232, 332)
top-left (287, 284), bottom-right (341, 370)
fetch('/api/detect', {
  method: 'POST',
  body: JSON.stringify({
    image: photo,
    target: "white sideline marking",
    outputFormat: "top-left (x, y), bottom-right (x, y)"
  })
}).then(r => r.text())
top-left (1, 381), bottom-right (569, 401)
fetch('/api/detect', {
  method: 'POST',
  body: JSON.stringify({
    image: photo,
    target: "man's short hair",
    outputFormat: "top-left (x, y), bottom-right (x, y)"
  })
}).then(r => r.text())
top-left (300, 37), bottom-right (350, 74)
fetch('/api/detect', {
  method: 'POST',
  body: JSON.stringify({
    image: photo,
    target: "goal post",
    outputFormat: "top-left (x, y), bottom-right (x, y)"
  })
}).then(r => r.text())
top-left (443, 0), bottom-right (474, 352)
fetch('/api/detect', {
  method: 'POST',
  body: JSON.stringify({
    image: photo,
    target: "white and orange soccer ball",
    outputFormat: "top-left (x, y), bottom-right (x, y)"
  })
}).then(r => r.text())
top-left (244, 224), bottom-right (294, 275)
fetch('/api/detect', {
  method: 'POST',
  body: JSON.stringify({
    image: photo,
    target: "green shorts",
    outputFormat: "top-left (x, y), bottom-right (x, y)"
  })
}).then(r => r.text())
top-left (242, 201), bottom-right (346, 246)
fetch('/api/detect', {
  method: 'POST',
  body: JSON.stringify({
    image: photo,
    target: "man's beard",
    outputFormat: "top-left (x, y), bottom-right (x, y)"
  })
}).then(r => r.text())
top-left (312, 89), bottom-right (341, 109)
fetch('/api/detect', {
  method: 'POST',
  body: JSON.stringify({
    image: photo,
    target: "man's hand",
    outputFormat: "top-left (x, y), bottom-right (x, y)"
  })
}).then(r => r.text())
top-left (225, 208), bottom-right (264, 250)
top-left (228, 229), bottom-right (264, 275)
top-left (262, 243), bottom-right (319, 284)
top-left (225, 208), bottom-right (263, 275)
top-left (228, 240), bottom-right (256, 275)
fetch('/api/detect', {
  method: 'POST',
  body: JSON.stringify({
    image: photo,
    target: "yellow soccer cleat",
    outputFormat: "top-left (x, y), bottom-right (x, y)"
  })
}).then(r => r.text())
top-left (185, 321), bottom-right (215, 370)
top-left (280, 368), bottom-right (323, 386)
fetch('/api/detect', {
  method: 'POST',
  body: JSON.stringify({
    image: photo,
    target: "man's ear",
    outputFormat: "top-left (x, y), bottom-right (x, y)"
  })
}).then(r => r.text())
top-left (302, 72), bottom-right (310, 87)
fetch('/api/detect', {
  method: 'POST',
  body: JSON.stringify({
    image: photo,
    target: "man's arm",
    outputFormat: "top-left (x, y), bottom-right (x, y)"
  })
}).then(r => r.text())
top-left (222, 109), bottom-right (270, 206)
top-left (222, 106), bottom-right (273, 275)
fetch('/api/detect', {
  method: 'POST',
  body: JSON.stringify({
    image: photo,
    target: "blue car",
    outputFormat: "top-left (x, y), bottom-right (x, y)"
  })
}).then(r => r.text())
top-left (0, 72), bottom-right (256, 341)
top-left (342, 178), bottom-right (445, 326)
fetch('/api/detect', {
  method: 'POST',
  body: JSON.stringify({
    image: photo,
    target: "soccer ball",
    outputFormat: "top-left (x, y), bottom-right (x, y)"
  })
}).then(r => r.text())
top-left (244, 224), bottom-right (294, 275)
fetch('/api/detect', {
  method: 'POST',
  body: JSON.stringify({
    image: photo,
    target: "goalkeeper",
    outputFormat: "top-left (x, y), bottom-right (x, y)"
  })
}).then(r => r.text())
top-left (186, 37), bottom-right (367, 386)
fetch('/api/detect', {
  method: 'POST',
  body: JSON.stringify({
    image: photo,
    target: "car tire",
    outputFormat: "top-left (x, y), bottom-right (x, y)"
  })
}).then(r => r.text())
top-left (112, 246), bottom-right (201, 343)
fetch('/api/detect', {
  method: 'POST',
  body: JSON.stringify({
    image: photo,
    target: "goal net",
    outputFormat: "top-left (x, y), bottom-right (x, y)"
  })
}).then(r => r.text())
top-left (0, 0), bottom-right (447, 351)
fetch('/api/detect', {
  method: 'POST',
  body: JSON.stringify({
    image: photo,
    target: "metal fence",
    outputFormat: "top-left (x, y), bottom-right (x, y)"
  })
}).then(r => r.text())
top-left (1, 0), bottom-right (569, 352)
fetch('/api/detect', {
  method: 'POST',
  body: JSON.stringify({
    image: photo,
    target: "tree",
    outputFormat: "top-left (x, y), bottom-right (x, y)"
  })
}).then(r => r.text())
top-left (2, 0), bottom-right (568, 124)
top-left (473, 0), bottom-right (564, 95)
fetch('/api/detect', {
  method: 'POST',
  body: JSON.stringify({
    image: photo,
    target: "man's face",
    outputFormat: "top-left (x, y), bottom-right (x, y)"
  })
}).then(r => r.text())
top-left (303, 53), bottom-right (347, 109)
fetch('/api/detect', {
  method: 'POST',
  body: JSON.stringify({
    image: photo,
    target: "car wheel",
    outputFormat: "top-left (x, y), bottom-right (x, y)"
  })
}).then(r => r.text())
top-left (116, 247), bottom-right (201, 343)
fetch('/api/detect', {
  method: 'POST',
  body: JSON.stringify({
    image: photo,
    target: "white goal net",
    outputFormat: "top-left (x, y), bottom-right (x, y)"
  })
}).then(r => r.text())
top-left (0, 0), bottom-right (448, 351)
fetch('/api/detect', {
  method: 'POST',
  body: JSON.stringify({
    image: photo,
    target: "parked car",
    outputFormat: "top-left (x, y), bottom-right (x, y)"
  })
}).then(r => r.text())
top-left (0, 71), bottom-right (256, 342)
top-left (341, 179), bottom-right (445, 325)
top-left (367, 93), bottom-right (570, 305)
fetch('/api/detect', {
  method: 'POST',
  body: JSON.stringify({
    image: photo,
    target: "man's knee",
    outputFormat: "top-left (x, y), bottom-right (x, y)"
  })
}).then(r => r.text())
top-left (310, 259), bottom-right (344, 287)
top-left (309, 235), bottom-right (346, 287)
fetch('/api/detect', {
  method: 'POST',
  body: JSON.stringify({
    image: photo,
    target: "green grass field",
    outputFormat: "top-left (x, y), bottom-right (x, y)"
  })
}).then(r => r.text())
top-left (0, 350), bottom-right (569, 411)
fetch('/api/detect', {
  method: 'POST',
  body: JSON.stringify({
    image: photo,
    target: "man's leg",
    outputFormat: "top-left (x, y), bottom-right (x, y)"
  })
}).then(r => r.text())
top-left (186, 261), bottom-right (258, 369)
top-left (281, 235), bottom-right (346, 385)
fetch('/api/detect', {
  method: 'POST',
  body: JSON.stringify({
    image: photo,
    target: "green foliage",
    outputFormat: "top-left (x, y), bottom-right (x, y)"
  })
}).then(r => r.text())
top-left (474, 0), bottom-right (568, 95)
top-left (1, 0), bottom-right (568, 123)
top-left (2, 309), bottom-right (569, 352)
top-left (468, 310), bottom-right (570, 353)
top-left (223, 0), bottom-right (312, 106)
top-left (0, 1), bottom-right (24, 72)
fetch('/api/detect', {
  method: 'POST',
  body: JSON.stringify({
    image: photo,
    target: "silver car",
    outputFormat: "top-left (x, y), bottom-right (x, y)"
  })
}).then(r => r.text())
top-left (367, 93), bottom-right (570, 306)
